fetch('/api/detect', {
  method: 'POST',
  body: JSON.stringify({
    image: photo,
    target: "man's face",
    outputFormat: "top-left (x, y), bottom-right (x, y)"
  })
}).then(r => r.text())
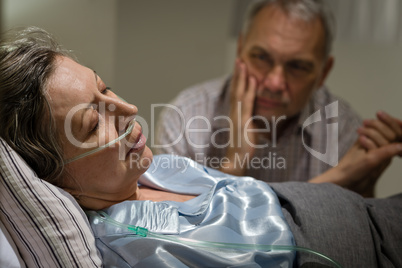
top-left (238, 5), bottom-right (333, 120)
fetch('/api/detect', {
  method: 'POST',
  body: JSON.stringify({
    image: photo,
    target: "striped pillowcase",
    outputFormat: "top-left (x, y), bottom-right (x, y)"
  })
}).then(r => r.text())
top-left (0, 139), bottom-right (102, 268)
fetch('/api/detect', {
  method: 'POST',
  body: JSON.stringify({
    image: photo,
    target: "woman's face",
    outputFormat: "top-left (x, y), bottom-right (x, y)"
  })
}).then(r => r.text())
top-left (47, 56), bottom-right (153, 209)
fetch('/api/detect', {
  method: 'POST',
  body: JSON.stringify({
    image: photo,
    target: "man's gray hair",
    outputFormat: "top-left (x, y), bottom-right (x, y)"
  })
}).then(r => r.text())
top-left (242, 0), bottom-right (336, 59)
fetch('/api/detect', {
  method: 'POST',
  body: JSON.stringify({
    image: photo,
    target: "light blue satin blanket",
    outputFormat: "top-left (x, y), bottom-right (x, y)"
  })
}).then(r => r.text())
top-left (87, 155), bottom-right (295, 267)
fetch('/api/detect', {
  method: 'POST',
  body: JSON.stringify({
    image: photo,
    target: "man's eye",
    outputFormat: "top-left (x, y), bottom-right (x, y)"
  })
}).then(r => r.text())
top-left (251, 53), bottom-right (268, 62)
top-left (288, 62), bottom-right (311, 72)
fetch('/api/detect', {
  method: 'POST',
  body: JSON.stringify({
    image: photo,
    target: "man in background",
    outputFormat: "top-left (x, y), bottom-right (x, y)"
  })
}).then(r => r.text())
top-left (156, 0), bottom-right (401, 196)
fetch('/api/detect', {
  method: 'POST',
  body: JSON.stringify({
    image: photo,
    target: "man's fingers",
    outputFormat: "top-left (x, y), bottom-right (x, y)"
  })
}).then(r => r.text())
top-left (357, 126), bottom-right (389, 147)
top-left (235, 61), bottom-right (247, 99)
top-left (363, 119), bottom-right (398, 142)
top-left (243, 76), bottom-right (257, 116)
top-left (368, 143), bottom-right (402, 166)
top-left (398, 118), bottom-right (402, 127)
top-left (230, 59), bottom-right (241, 100)
top-left (358, 135), bottom-right (378, 150)
top-left (376, 111), bottom-right (402, 141)
top-left (233, 61), bottom-right (238, 84)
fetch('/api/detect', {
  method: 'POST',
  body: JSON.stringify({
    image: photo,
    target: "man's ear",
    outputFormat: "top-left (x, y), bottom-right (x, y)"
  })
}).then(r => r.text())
top-left (237, 34), bottom-right (244, 57)
top-left (318, 56), bottom-right (334, 87)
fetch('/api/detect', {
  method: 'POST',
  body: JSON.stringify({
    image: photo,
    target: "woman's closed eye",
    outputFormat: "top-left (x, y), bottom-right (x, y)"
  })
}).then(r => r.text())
top-left (89, 86), bottom-right (110, 134)
top-left (89, 111), bottom-right (100, 134)
top-left (91, 119), bottom-right (99, 133)
top-left (101, 86), bottom-right (111, 95)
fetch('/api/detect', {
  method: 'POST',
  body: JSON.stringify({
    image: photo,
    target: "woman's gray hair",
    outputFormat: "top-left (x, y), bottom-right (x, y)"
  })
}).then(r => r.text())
top-left (0, 26), bottom-right (73, 186)
top-left (242, 0), bottom-right (336, 59)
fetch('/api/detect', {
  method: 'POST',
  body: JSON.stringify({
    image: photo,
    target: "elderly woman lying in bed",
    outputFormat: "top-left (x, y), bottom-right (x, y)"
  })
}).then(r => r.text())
top-left (1, 27), bottom-right (401, 267)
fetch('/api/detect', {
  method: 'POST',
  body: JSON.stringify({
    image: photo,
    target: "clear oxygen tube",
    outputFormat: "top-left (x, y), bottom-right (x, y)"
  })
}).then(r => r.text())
top-left (88, 210), bottom-right (343, 268)
top-left (64, 118), bottom-right (136, 164)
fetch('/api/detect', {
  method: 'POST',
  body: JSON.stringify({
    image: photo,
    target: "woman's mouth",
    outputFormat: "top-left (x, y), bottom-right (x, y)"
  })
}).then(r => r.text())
top-left (127, 133), bottom-right (147, 156)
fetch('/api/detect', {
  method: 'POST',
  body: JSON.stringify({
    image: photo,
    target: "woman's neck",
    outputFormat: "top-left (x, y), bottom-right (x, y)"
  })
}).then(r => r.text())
top-left (138, 185), bottom-right (196, 202)
top-left (75, 190), bottom-right (140, 210)
top-left (76, 186), bottom-right (196, 210)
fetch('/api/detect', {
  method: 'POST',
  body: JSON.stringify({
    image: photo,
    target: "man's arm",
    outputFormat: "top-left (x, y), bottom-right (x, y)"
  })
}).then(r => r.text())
top-left (310, 112), bottom-right (402, 196)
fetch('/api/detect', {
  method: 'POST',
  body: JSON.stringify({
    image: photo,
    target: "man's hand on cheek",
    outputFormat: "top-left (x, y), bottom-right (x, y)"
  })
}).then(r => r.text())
top-left (219, 59), bottom-right (258, 176)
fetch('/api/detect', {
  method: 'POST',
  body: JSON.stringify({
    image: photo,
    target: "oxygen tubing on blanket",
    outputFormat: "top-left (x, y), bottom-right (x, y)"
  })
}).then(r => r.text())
top-left (88, 210), bottom-right (343, 268)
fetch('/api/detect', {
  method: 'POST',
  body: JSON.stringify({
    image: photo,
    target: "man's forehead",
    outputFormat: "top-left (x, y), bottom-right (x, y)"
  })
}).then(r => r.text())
top-left (249, 5), bottom-right (324, 43)
top-left (246, 25), bottom-right (324, 60)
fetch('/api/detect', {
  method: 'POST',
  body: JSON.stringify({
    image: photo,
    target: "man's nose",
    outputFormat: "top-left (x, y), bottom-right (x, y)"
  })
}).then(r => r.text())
top-left (262, 66), bottom-right (286, 93)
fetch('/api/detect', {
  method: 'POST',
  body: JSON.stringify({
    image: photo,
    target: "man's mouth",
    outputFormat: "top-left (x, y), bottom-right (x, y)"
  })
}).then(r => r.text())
top-left (255, 97), bottom-right (285, 109)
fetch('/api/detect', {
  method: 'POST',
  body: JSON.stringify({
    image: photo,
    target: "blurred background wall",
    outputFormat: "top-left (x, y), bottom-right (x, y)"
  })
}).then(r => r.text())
top-left (1, 0), bottom-right (401, 197)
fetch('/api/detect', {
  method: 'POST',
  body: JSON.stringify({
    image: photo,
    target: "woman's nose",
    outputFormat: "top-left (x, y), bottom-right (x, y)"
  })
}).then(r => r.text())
top-left (107, 94), bottom-right (137, 114)
top-left (106, 96), bottom-right (138, 131)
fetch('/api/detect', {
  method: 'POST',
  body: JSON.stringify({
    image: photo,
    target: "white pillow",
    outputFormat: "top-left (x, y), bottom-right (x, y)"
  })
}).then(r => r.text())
top-left (0, 139), bottom-right (102, 268)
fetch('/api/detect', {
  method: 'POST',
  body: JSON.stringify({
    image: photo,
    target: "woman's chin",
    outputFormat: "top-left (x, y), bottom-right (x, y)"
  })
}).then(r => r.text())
top-left (127, 146), bottom-right (153, 171)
